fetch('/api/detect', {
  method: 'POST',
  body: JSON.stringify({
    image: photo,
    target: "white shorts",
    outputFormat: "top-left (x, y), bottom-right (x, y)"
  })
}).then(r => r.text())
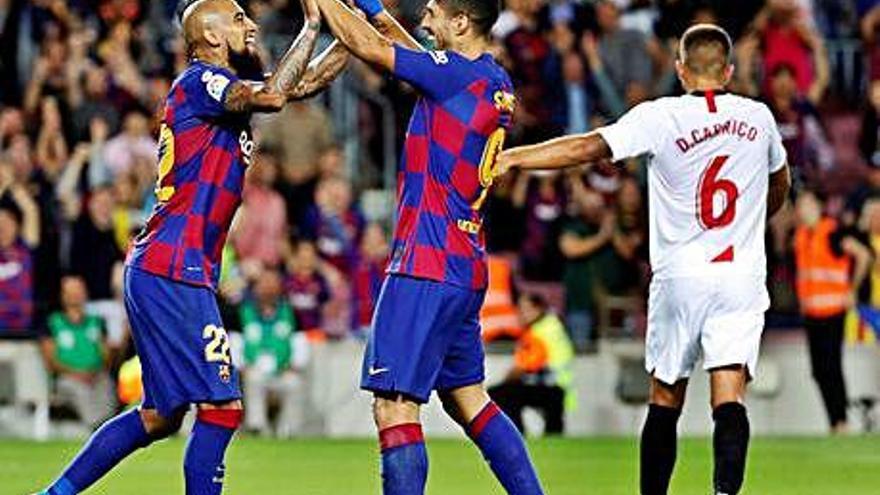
top-left (646, 275), bottom-right (769, 385)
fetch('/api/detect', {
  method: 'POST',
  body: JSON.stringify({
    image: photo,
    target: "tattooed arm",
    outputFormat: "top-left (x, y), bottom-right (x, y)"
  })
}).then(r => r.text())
top-left (264, 17), bottom-right (323, 95)
top-left (223, 81), bottom-right (286, 113)
top-left (287, 39), bottom-right (350, 100)
top-left (370, 11), bottom-right (422, 51)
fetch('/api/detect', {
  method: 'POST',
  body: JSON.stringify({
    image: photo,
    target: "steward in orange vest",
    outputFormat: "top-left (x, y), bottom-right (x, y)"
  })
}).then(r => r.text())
top-left (793, 190), bottom-right (873, 433)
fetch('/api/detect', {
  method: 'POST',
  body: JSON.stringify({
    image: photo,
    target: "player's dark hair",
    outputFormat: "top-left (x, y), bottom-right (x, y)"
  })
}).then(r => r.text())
top-left (679, 23), bottom-right (732, 77)
top-left (438, 0), bottom-right (501, 37)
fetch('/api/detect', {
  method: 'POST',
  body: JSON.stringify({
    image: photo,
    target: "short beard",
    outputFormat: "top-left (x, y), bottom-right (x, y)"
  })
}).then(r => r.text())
top-left (229, 48), bottom-right (266, 81)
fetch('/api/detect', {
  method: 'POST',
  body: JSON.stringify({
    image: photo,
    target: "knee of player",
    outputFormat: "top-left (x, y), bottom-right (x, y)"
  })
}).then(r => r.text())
top-left (372, 394), bottom-right (418, 429)
top-left (140, 408), bottom-right (186, 439)
top-left (649, 379), bottom-right (687, 409)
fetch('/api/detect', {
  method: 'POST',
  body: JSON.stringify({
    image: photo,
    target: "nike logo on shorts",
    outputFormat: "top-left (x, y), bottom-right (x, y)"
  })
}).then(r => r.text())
top-left (368, 366), bottom-right (389, 376)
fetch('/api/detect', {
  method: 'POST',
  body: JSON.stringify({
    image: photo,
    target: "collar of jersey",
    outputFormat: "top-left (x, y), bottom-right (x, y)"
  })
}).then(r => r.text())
top-left (688, 89), bottom-right (728, 96)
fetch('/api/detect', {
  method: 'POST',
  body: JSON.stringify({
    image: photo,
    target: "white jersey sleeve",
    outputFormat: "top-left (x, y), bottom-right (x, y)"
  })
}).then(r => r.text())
top-left (596, 101), bottom-right (664, 160)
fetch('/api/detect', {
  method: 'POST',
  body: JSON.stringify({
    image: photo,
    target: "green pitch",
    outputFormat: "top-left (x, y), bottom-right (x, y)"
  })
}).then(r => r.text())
top-left (4, 436), bottom-right (879, 494)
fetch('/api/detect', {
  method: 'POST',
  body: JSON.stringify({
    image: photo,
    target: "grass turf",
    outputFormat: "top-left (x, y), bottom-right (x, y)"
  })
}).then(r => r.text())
top-left (4, 436), bottom-right (879, 494)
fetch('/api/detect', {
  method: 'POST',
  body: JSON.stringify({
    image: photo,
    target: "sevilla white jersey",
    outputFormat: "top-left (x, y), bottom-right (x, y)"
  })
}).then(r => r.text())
top-left (597, 91), bottom-right (787, 280)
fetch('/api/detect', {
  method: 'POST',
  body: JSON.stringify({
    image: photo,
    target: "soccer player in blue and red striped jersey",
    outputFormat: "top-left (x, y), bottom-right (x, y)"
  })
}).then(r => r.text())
top-left (315, 0), bottom-right (545, 493)
top-left (36, 1), bottom-right (348, 494)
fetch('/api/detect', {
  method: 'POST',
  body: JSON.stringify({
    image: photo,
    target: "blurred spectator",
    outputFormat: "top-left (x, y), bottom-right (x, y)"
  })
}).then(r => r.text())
top-left (110, 172), bottom-right (145, 254)
top-left (258, 100), bottom-right (336, 187)
top-left (559, 178), bottom-right (613, 351)
top-left (68, 66), bottom-right (122, 142)
top-left (351, 222), bottom-right (389, 337)
top-left (237, 269), bottom-right (308, 437)
top-left (793, 190), bottom-right (872, 434)
top-left (301, 176), bottom-right (365, 276)
top-left (593, 0), bottom-right (669, 108)
top-left (767, 63), bottom-right (833, 187)
top-left (68, 186), bottom-right (126, 347)
top-left (859, 79), bottom-right (880, 185)
top-left (480, 254), bottom-right (523, 342)
top-left (0, 162), bottom-right (39, 336)
top-left (284, 240), bottom-right (330, 339)
top-left (500, 0), bottom-right (565, 143)
top-left (233, 148), bottom-right (288, 268)
top-left (34, 96), bottom-right (68, 178)
top-left (513, 172), bottom-right (566, 281)
top-left (737, 0), bottom-right (829, 105)
top-left (863, 2), bottom-right (880, 78)
top-left (39, 275), bottom-right (114, 429)
top-left (101, 110), bottom-right (156, 179)
top-left (603, 176), bottom-right (647, 296)
top-left (489, 292), bottom-right (574, 435)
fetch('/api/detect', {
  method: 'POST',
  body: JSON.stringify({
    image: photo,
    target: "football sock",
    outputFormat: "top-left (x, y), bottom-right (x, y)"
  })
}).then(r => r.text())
top-left (184, 409), bottom-right (242, 495)
top-left (466, 402), bottom-right (544, 495)
top-left (379, 423), bottom-right (428, 495)
top-left (43, 408), bottom-right (152, 495)
top-left (640, 404), bottom-right (681, 495)
top-left (713, 402), bottom-right (750, 495)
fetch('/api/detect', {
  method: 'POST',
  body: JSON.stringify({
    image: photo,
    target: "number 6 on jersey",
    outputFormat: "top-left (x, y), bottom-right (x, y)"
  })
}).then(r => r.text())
top-left (696, 155), bottom-right (738, 230)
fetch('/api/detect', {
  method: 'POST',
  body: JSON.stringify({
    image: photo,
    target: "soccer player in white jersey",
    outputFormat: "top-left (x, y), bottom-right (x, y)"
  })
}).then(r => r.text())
top-left (494, 24), bottom-right (791, 495)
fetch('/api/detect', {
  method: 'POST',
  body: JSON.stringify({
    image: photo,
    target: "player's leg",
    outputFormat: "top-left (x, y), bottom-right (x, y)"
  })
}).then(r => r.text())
top-left (37, 407), bottom-right (185, 495)
top-left (640, 378), bottom-right (687, 495)
top-left (641, 277), bottom-right (699, 495)
top-left (362, 276), bottom-right (456, 495)
top-left (702, 276), bottom-right (769, 495)
top-left (487, 381), bottom-right (526, 433)
top-left (709, 366), bottom-right (750, 495)
top-left (372, 393), bottom-right (428, 495)
top-left (436, 294), bottom-right (544, 495)
top-left (439, 384), bottom-right (544, 495)
top-left (183, 400), bottom-right (244, 495)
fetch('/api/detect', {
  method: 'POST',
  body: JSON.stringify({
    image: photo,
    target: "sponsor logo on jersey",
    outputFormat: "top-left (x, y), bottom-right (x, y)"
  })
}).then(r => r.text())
top-left (202, 70), bottom-right (231, 102)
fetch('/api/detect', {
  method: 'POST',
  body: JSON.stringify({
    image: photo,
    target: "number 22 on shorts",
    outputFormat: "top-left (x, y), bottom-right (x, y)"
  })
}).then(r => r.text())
top-left (203, 324), bottom-right (231, 365)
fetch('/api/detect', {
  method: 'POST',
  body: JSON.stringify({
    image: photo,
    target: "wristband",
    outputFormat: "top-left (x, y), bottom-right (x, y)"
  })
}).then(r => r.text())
top-left (354, 0), bottom-right (384, 18)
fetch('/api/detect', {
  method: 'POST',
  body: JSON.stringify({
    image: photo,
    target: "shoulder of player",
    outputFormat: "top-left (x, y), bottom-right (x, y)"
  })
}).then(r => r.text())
top-left (719, 93), bottom-right (775, 117)
top-left (178, 62), bottom-right (238, 92)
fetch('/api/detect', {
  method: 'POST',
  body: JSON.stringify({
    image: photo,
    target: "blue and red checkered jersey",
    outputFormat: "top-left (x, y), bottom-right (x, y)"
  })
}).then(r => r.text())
top-left (126, 61), bottom-right (255, 289)
top-left (388, 45), bottom-right (516, 290)
top-left (0, 240), bottom-right (32, 333)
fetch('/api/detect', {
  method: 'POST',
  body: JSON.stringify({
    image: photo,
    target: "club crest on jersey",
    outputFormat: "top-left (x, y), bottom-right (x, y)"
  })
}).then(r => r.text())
top-left (428, 50), bottom-right (448, 65)
top-left (493, 90), bottom-right (516, 114)
top-left (218, 364), bottom-right (231, 383)
top-left (202, 70), bottom-right (231, 103)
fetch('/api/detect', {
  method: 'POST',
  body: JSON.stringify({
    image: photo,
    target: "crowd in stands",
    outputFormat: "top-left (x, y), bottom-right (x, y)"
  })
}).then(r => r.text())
top-left (0, 0), bottom-right (879, 431)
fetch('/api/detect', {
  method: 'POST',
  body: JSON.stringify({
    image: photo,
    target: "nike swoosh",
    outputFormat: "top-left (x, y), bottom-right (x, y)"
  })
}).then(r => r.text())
top-left (368, 367), bottom-right (389, 376)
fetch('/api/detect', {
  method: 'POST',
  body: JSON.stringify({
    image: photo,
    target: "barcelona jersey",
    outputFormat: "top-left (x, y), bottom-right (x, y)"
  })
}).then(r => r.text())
top-left (127, 61), bottom-right (254, 290)
top-left (388, 45), bottom-right (516, 290)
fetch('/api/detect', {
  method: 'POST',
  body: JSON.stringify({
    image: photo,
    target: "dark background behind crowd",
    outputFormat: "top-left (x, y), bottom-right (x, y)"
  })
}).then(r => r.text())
top-left (1, 0), bottom-right (880, 422)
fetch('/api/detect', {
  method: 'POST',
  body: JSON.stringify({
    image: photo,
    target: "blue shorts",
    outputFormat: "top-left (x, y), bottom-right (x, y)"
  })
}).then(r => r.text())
top-left (124, 267), bottom-right (240, 418)
top-left (361, 275), bottom-right (487, 403)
